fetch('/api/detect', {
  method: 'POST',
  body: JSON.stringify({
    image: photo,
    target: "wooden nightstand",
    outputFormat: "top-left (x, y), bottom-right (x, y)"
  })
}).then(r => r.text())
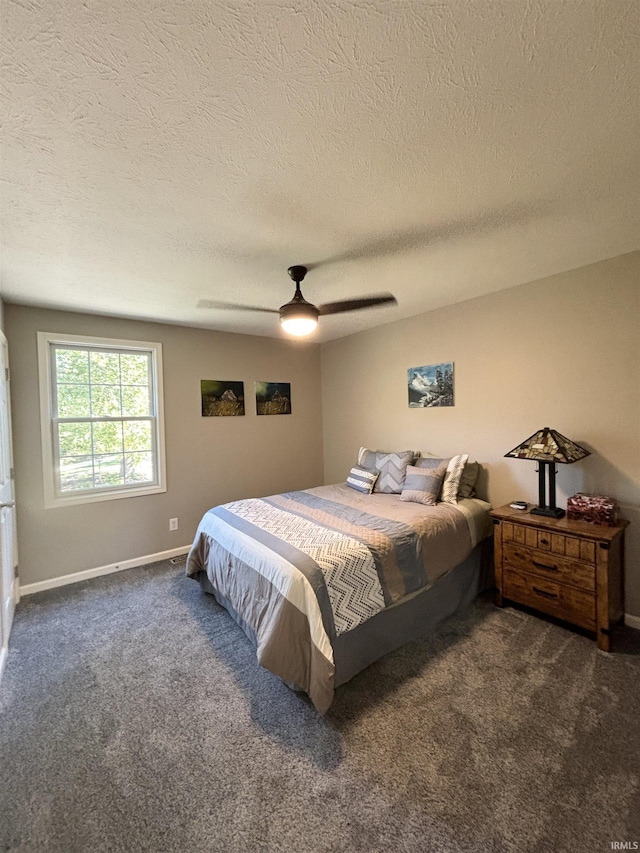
top-left (491, 504), bottom-right (628, 651)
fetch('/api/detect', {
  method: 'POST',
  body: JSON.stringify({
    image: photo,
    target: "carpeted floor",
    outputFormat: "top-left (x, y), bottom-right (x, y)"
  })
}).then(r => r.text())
top-left (1, 560), bottom-right (639, 853)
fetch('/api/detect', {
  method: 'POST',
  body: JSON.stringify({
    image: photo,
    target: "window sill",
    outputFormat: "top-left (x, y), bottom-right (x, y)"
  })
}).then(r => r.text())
top-left (44, 482), bottom-right (166, 510)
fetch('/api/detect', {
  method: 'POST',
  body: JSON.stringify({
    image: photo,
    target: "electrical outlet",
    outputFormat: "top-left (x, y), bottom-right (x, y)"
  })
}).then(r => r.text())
top-left (169, 517), bottom-right (178, 531)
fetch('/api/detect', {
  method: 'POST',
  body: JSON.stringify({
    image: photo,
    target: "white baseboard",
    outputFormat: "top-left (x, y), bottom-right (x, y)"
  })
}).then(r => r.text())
top-left (625, 613), bottom-right (640, 630)
top-left (19, 545), bottom-right (191, 597)
top-left (0, 646), bottom-right (6, 683)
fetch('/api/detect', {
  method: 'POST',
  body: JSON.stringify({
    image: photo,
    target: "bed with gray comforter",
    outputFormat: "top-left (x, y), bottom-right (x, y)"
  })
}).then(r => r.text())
top-left (187, 483), bottom-right (492, 713)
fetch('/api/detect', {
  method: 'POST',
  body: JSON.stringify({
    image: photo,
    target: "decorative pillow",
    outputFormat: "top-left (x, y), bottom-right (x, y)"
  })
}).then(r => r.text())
top-left (457, 460), bottom-right (480, 500)
top-left (346, 465), bottom-right (379, 494)
top-left (440, 454), bottom-right (469, 504)
top-left (400, 463), bottom-right (447, 505)
top-left (415, 456), bottom-right (450, 471)
top-left (357, 447), bottom-right (416, 494)
top-left (417, 452), bottom-right (473, 502)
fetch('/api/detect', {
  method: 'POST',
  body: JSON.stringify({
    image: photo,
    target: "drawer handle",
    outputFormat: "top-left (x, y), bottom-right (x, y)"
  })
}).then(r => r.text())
top-left (532, 560), bottom-right (559, 573)
top-left (539, 537), bottom-right (549, 545)
top-left (533, 586), bottom-right (558, 600)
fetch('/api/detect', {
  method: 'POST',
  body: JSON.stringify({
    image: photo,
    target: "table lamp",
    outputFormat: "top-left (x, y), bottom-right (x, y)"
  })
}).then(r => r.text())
top-left (505, 427), bottom-right (590, 518)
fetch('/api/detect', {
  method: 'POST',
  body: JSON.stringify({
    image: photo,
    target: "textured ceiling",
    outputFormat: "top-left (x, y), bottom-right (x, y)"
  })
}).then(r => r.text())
top-left (2, 0), bottom-right (639, 341)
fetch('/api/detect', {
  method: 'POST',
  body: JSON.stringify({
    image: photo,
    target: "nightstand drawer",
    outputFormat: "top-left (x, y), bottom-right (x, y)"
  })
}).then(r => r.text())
top-left (503, 568), bottom-right (596, 631)
top-left (503, 543), bottom-right (595, 592)
top-left (502, 522), bottom-right (595, 562)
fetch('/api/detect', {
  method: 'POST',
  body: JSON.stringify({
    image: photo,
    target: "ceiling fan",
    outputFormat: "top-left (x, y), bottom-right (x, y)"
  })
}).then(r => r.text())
top-left (197, 265), bottom-right (397, 336)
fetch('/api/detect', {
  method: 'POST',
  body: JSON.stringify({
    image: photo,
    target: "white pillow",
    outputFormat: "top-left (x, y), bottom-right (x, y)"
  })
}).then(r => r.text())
top-left (440, 454), bottom-right (469, 504)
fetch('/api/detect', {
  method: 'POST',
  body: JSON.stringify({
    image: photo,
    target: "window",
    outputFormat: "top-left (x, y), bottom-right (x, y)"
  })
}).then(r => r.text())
top-left (38, 333), bottom-right (166, 507)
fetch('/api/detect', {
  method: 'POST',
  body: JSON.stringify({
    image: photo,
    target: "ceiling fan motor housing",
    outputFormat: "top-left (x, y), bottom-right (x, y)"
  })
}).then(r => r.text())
top-left (279, 294), bottom-right (319, 322)
top-left (281, 264), bottom-right (319, 323)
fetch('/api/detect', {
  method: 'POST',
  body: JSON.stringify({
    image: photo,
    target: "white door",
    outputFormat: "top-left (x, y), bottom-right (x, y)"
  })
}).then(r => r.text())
top-left (0, 331), bottom-right (17, 681)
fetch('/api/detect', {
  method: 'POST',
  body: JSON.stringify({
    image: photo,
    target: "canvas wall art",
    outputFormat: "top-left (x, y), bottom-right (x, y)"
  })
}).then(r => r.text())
top-left (201, 380), bottom-right (245, 416)
top-left (255, 382), bottom-right (291, 415)
top-left (408, 363), bottom-right (454, 408)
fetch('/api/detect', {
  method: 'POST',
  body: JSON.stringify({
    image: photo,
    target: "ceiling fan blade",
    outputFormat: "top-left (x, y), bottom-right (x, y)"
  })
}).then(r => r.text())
top-left (196, 299), bottom-right (278, 314)
top-left (317, 294), bottom-right (397, 316)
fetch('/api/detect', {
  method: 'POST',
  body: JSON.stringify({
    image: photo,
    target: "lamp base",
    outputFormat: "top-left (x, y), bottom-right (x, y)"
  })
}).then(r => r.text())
top-left (531, 506), bottom-right (565, 519)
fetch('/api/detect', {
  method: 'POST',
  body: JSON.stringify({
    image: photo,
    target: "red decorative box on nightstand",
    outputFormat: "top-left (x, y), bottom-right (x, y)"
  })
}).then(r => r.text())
top-left (567, 493), bottom-right (619, 526)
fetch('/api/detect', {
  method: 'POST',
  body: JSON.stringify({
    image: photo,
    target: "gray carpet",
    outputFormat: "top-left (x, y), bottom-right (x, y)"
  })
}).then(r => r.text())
top-left (1, 561), bottom-right (639, 853)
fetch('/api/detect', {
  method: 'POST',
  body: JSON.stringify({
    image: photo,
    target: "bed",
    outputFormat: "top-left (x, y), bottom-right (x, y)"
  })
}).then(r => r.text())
top-left (186, 477), bottom-right (493, 714)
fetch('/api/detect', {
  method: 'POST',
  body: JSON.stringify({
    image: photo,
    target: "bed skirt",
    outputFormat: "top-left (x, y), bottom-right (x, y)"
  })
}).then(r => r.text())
top-left (196, 537), bottom-right (493, 694)
top-left (333, 538), bottom-right (491, 685)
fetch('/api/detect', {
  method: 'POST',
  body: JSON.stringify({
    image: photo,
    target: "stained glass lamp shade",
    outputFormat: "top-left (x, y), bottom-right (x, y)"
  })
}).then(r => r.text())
top-left (505, 427), bottom-right (590, 518)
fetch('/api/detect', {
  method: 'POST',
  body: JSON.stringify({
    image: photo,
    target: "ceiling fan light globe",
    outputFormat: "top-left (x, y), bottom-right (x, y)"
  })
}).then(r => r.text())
top-left (280, 315), bottom-right (318, 336)
top-left (279, 298), bottom-right (319, 336)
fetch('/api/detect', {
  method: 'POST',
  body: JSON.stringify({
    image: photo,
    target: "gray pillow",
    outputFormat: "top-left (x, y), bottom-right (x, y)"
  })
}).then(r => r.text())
top-left (357, 447), bottom-right (417, 494)
top-left (415, 456), bottom-right (451, 471)
top-left (457, 460), bottom-right (480, 500)
top-left (400, 464), bottom-right (447, 505)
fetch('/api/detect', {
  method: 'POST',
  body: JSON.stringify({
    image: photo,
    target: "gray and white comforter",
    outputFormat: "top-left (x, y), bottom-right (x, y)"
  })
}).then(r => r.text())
top-left (187, 483), bottom-right (491, 713)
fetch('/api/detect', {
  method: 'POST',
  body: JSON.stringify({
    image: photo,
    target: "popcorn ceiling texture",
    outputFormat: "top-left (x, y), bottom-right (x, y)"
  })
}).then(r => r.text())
top-left (2, 0), bottom-right (639, 341)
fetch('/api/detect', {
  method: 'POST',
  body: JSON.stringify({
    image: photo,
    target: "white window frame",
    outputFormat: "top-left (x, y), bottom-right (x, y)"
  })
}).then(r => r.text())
top-left (37, 332), bottom-right (167, 509)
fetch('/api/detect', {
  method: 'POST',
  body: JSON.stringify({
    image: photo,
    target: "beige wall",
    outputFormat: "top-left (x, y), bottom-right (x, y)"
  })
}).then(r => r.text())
top-left (6, 306), bottom-right (323, 586)
top-left (6, 252), bottom-right (640, 616)
top-left (321, 252), bottom-right (640, 617)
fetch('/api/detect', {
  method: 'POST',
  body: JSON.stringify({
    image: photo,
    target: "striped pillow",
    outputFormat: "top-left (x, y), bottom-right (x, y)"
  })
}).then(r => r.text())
top-left (346, 465), bottom-right (379, 494)
top-left (415, 456), bottom-right (450, 497)
top-left (400, 464), bottom-right (447, 505)
top-left (357, 447), bottom-right (416, 494)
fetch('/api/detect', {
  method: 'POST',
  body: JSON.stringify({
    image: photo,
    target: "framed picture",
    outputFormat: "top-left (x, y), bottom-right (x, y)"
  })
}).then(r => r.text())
top-left (255, 382), bottom-right (291, 415)
top-left (408, 363), bottom-right (454, 408)
top-left (201, 380), bottom-right (245, 416)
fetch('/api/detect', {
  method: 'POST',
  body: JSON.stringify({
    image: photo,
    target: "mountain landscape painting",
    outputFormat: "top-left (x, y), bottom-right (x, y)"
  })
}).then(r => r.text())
top-left (255, 382), bottom-right (291, 415)
top-left (408, 363), bottom-right (454, 408)
top-left (201, 380), bottom-right (245, 416)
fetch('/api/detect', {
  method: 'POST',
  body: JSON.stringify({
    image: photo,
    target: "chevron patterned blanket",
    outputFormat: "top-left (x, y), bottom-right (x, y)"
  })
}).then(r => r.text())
top-left (187, 483), bottom-right (480, 713)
